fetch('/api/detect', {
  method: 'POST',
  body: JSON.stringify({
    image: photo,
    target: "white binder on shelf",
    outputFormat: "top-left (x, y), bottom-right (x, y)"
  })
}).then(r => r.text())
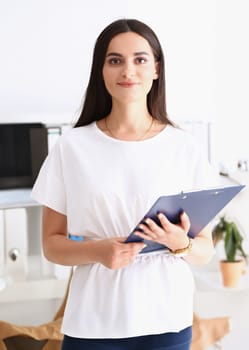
top-left (5, 208), bottom-right (28, 281)
top-left (0, 210), bottom-right (6, 289)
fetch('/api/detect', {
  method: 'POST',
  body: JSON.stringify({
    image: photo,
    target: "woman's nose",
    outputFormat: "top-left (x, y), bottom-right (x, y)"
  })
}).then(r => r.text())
top-left (121, 62), bottom-right (135, 78)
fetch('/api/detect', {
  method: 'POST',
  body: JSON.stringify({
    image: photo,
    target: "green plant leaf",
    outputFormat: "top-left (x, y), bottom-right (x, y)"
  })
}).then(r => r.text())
top-left (213, 216), bottom-right (248, 263)
top-left (224, 224), bottom-right (236, 261)
top-left (233, 224), bottom-right (248, 260)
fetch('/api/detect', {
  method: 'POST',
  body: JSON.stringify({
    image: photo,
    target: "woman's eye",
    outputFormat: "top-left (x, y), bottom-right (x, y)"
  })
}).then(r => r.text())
top-left (135, 57), bottom-right (147, 64)
top-left (106, 57), bottom-right (147, 65)
top-left (108, 58), bottom-right (121, 65)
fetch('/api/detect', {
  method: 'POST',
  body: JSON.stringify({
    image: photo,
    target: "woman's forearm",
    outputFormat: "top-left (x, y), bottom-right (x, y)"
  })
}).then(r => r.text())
top-left (43, 233), bottom-right (146, 269)
top-left (43, 234), bottom-right (100, 266)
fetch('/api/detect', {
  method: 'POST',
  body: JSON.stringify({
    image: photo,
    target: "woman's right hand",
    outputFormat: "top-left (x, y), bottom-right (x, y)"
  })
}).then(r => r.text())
top-left (94, 238), bottom-right (146, 270)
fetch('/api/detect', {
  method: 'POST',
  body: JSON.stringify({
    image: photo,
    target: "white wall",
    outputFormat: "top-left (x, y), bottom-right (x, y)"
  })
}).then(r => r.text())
top-left (127, 0), bottom-right (216, 123)
top-left (215, 0), bottom-right (249, 168)
top-left (0, 0), bottom-right (127, 124)
top-left (0, 0), bottom-right (248, 167)
top-left (0, 0), bottom-right (215, 122)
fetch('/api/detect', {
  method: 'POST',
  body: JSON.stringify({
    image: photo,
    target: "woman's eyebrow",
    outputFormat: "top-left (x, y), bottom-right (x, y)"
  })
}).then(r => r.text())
top-left (106, 52), bottom-right (122, 57)
top-left (106, 51), bottom-right (149, 57)
top-left (134, 51), bottom-right (149, 56)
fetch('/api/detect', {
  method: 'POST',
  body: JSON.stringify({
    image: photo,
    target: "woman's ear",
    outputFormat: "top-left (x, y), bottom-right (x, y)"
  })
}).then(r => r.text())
top-left (153, 62), bottom-right (160, 80)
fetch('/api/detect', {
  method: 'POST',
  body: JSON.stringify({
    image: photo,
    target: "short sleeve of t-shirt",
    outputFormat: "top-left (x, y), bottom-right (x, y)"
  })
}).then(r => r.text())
top-left (31, 138), bottom-right (67, 215)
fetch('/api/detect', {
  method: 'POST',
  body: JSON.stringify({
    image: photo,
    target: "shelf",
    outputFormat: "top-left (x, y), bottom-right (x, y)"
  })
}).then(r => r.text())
top-left (0, 254), bottom-right (71, 302)
top-left (0, 278), bottom-right (68, 303)
top-left (0, 188), bottom-right (71, 305)
top-left (193, 269), bottom-right (249, 292)
top-left (0, 188), bottom-right (39, 209)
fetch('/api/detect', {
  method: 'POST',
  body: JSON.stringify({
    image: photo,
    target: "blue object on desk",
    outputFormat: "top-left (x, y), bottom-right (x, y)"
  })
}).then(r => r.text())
top-left (68, 234), bottom-right (84, 241)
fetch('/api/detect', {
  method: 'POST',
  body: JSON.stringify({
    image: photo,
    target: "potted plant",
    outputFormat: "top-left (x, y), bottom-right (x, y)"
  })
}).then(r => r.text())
top-left (212, 216), bottom-right (248, 287)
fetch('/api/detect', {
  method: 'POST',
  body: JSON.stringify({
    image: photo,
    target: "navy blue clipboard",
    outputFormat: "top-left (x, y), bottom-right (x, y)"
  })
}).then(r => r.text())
top-left (126, 184), bottom-right (245, 253)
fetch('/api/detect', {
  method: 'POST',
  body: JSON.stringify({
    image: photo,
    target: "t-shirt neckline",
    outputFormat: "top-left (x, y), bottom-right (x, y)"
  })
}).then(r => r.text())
top-left (93, 121), bottom-right (169, 144)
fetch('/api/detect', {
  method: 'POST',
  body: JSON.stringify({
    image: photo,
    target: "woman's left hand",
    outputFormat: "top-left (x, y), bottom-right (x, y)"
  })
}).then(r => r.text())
top-left (134, 211), bottom-right (191, 252)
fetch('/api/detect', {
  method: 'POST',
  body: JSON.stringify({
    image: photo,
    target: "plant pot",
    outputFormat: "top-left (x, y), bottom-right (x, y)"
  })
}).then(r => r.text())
top-left (219, 260), bottom-right (244, 287)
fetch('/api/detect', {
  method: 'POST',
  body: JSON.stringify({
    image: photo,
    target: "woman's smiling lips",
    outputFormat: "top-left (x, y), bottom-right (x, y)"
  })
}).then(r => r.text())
top-left (117, 81), bottom-right (139, 87)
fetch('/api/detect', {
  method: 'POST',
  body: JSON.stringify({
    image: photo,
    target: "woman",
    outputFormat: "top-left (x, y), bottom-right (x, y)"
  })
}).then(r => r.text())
top-left (32, 18), bottom-right (217, 350)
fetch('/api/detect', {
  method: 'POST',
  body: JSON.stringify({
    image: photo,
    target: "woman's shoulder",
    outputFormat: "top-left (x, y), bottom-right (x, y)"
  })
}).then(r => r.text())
top-left (46, 122), bottom-right (97, 156)
top-left (57, 122), bottom-right (97, 142)
top-left (165, 124), bottom-right (198, 145)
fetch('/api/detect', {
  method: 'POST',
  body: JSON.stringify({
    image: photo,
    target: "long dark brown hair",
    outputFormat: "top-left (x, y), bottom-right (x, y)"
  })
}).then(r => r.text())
top-left (74, 18), bottom-right (174, 128)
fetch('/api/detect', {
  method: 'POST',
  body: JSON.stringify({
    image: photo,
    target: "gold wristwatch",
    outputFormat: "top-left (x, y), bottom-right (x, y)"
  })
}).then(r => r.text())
top-left (169, 237), bottom-right (193, 257)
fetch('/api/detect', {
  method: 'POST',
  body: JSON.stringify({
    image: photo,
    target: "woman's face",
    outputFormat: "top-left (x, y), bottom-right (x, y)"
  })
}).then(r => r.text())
top-left (102, 32), bottom-right (159, 104)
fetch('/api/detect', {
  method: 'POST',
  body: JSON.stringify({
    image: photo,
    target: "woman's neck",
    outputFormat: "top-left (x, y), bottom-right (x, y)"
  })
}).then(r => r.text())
top-left (96, 101), bottom-right (166, 141)
top-left (107, 102), bottom-right (152, 131)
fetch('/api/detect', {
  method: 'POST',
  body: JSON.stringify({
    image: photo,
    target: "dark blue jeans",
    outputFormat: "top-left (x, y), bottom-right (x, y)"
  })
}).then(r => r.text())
top-left (61, 326), bottom-right (192, 350)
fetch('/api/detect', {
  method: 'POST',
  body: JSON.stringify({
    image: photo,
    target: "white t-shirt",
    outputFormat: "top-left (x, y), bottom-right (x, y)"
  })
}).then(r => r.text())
top-left (31, 122), bottom-right (218, 338)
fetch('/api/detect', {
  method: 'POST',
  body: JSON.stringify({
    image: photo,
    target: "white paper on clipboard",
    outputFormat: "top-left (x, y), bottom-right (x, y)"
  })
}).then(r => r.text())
top-left (126, 185), bottom-right (245, 253)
